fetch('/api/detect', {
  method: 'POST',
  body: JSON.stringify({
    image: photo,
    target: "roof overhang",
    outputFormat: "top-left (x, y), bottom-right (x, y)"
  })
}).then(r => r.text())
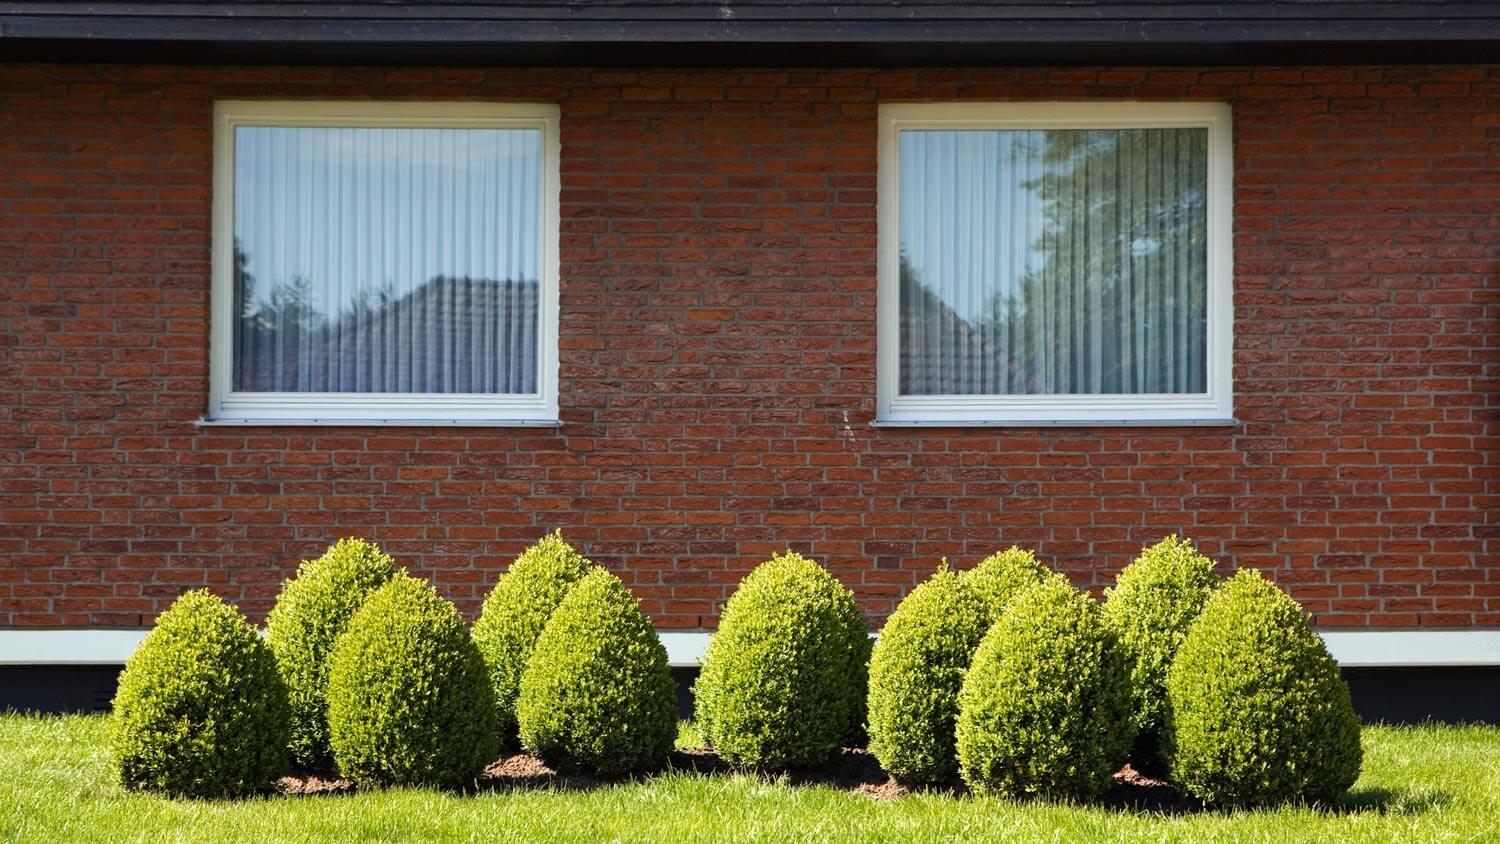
top-left (2, 3), bottom-right (1497, 66)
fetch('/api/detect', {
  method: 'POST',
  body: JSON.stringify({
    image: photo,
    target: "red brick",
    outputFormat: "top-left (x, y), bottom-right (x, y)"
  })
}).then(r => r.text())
top-left (0, 63), bottom-right (1493, 630)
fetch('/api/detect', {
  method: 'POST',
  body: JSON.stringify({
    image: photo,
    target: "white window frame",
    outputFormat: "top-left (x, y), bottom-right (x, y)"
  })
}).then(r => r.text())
top-left (208, 100), bottom-right (562, 426)
top-left (876, 101), bottom-right (1234, 426)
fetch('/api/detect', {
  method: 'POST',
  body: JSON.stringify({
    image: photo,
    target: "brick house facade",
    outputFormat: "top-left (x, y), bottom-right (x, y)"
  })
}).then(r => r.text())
top-left (2, 61), bottom-right (1493, 640)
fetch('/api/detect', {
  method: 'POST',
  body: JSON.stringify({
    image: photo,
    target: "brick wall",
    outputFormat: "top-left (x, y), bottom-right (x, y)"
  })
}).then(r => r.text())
top-left (0, 64), bottom-right (1495, 630)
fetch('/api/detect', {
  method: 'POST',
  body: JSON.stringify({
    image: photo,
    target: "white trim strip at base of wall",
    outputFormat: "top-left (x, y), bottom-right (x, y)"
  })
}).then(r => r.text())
top-left (2, 629), bottom-right (1498, 669)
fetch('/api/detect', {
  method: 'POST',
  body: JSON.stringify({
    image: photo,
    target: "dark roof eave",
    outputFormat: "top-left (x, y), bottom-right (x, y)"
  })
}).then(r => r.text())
top-left (2, 13), bottom-right (1497, 66)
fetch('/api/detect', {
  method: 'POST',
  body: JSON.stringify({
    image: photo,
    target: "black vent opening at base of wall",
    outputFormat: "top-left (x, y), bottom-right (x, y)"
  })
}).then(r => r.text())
top-left (0, 666), bottom-right (122, 715)
top-left (2, 665), bottom-right (1498, 725)
top-left (1340, 668), bottom-right (1500, 726)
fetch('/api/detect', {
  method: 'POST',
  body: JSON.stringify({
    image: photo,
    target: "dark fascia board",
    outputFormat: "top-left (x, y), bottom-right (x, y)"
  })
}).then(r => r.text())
top-left (5, 38), bottom-right (1495, 68)
top-left (6, 1), bottom-right (1500, 20)
top-left (1, 5), bottom-right (1497, 66)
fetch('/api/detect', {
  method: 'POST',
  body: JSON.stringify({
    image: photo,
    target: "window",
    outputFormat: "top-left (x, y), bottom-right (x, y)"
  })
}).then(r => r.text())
top-left (209, 101), bottom-right (560, 424)
top-left (877, 102), bottom-right (1233, 425)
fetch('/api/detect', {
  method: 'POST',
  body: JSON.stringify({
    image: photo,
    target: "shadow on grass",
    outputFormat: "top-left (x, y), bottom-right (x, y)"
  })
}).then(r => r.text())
top-left (1099, 767), bottom-right (1201, 815)
top-left (276, 756), bottom-right (610, 798)
top-left (1097, 781), bottom-right (1453, 819)
top-left (670, 747), bottom-right (899, 795)
top-left (1334, 786), bottom-right (1452, 816)
top-left (279, 753), bottom-right (1451, 821)
top-left (1111, 785), bottom-right (1454, 819)
top-left (669, 749), bottom-right (1193, 810)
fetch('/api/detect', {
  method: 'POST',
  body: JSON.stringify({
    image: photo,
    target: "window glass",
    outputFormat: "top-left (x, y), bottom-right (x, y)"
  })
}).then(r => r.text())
top-left (897, 127), bottom-right (1208, 398)
top-left (231, 125), bottom-right (542, 396)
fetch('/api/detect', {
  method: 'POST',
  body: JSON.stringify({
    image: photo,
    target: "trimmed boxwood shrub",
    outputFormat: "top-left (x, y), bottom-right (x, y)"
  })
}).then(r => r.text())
top-left (863, 549), bottom-right (1050, 784)
top-left (325, 573), bottom-right (498, 788)
top-left (111, 590), bottom-right (289, 798)
top-left (866, 564), bottom-right (990, 784)
top-left (1100, 535), bottom-right (1218, 775)
top-left (516, 569), bottom-right (678, 777)
top-left (1164, 569), bottom-right (1362, 807)
top-left (956, 575), bottom-right (1135, 800)
top-left (265, 537), bottom-right (398, 769)
top-left (960, 546), bottom-right (1051, 623)
top-left (471, 530), bottom-right (595, 747)
top-left (694, 551), bottom-right (870, 769)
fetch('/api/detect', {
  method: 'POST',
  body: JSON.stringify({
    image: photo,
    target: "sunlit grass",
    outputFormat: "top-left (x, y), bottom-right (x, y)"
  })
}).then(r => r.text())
top-left (1, 714), bottom-right (1496, 843)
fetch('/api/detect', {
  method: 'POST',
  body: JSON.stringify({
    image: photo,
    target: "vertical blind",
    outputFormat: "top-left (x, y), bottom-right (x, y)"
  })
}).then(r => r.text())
top-left (231, 125), bottom-right (542, 395)
top-left (898, 127), bottom-right (1209, 397)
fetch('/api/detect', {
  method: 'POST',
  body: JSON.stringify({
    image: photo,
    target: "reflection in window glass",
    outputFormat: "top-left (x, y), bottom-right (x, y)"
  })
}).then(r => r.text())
top-left (231, 126), bottom-right (541, 395)
top-left (898, 128), bottom-right (1208, 397)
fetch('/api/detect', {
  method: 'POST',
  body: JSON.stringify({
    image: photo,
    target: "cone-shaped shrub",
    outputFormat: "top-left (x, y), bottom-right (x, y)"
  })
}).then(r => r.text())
top-left (516, 569), bottom-right (678, 777)
top-left (1101, 535), bottom-right (1218, 775)
top-left (265, 537), bottom-right (398, 769)
top-left (1164, 569), bottom-right (1362, 807)
top-left (694, 551), bottom-right (870, 769)
top-left (326, 574), bottom-right (498, 788)
top-left (472, 531), bottom-right (595, 747)
top-left (111, 590), bottom-right (289, 798)
top-left (956, 575), bottom-right (1135, 800)
top-left (866, 564), bottom-right (990, 784)
top-left (961, 546), bottom-right (1051, 623)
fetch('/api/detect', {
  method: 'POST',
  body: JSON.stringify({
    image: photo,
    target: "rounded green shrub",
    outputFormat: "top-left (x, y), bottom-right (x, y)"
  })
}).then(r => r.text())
top-left (265, 537), bottom-right (399, 769)
top-left (867, 564), bottom-right (991, 784)
top-left (471, 530), bottom-right (595, 747)
top-left (960, 546), bottom-right (1051, 623)
top-left (516, 569), bottom-right (678, 777)
top-left (956, 575), bottom-right (1135, 800)
top-left (1100, 535), bottom-right (1218, 775)
top-left (1164, 569), bottom-right (1362, 807)
top-left (694, 551), bottom-right (871, 769)
top-left (325, 573), bottom-right (498, 788)
top-left (111, 590), bottom-right (289, 798)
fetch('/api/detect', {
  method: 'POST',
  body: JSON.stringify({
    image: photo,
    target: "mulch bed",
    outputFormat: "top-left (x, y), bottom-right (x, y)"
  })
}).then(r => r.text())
top-left (478, 752), bottom-right (603, 793)
top-left (1102, 763), bottom-right (1200, 814)
top-left (277, 773), bottom-right (355, 796)
top-left (277, 748), bottom-right (1199, 811)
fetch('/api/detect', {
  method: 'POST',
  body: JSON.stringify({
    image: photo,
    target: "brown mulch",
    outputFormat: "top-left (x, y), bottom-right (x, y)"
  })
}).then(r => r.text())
top-left (477, 751), bottom-right (603, 793)
top-left (855, 779), bottom-right (911, 801)
top-left (277, 772), bottom-right (355, 796)
top-left (1100, 763), bottom-right (1201, 814)
top-left (485, 753), bottom-right (553, 780)
top-left (276, 750), bottom-right (1200, 811)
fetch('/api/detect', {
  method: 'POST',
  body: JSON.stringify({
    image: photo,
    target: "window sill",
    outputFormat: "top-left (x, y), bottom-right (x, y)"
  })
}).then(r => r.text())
top-left (871, 417), bottom-right (1238, 428)
top-left (197, 417), bottom-right (562, 429)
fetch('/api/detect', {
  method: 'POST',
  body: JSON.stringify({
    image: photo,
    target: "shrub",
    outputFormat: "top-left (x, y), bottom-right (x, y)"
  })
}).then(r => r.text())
top-left (858, 546), bottom-right (1047, 783)
top-left (694, 551), bottom-right (870, 769)
top-left (325, 573), bottom-right (498, 788)
top-left (960, 546), bottom-right (1051, 623)
top-left (265, 537), bottom-right (399, 769)
top-left (956, 576), bottom-right (1135, 800)
top-left (866, 564), bottom-right (991, 784)
top-left (111, 590), bottom-right (289, 798)
top-left (471, 530), bottom-right (595, 747)
top-left (1100, 536), bottom-right (1218, 775)
top-left (516, 569), bottom-right (678, 777)
top-left (1164, 569), bottom-right (1362, 807)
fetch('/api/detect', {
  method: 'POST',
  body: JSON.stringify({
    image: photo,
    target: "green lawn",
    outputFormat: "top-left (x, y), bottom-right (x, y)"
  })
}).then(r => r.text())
top-left (2, 715), bottom-right (1497, 843)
